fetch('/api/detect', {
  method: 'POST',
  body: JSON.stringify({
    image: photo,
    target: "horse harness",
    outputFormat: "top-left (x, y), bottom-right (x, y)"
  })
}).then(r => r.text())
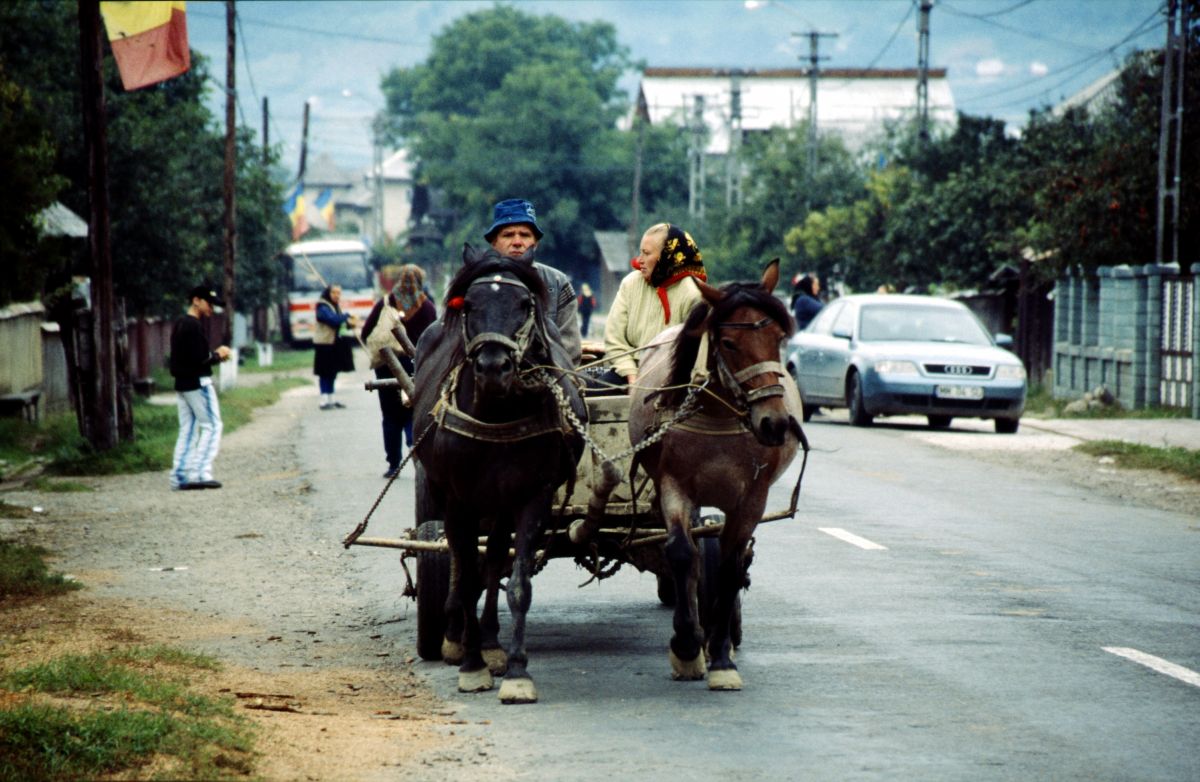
top-left (662, 315), bottom-right (787, 436)
top-left (435, 273), bottom-right (572, 444)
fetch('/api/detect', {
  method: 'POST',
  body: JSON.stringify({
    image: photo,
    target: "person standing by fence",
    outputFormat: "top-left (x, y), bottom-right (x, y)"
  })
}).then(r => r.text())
top-left (169, 284), bottom-right (231, 490)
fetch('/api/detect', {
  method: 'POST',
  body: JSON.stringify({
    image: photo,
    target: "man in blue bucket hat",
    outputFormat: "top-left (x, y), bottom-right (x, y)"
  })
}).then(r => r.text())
top-left (485, 198), bottom-right (582, 364)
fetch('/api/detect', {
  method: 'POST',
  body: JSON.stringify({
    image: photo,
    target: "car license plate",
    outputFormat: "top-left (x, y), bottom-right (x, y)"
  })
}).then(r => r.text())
top-left (936, 384), bottom-right (984, 400)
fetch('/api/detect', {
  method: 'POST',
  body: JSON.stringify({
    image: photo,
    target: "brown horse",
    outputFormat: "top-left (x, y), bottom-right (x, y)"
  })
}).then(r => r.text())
top-left (629, 259), bottom-right (803, 690)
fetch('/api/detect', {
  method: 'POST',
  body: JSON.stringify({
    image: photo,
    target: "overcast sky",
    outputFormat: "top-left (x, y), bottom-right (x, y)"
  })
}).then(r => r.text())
top-left (186, 0), bottom-right (1166, 176)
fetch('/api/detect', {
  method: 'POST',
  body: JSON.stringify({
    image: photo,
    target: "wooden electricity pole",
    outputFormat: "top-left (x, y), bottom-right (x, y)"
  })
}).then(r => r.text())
top-left (77, 0), bottom-right (120, 450)
top-left (222, 0), bottom-right (238, 345)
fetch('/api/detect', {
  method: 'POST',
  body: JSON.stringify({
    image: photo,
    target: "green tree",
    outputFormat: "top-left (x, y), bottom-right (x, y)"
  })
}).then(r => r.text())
top-left (380, 7), bottom-right (632, 280)
top-left (0, 63), bottom-right (66, 305)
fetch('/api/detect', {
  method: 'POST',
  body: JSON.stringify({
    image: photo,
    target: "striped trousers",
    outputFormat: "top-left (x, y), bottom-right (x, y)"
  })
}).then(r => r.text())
top-left (170, 378), bottom-right (223, 488)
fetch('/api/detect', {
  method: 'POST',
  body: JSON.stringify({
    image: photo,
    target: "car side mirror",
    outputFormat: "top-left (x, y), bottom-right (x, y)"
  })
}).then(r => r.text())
top-left (995, 333), bottom-right (1013, 348)
top-left (832, 327), bottom-right (852, 340)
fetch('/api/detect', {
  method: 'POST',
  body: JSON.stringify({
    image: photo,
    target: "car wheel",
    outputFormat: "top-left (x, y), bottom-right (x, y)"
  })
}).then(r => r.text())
top-left (801, 395), bottom-right (815, 422)
top-left (927, 415), bottom-right (952, 429)
top-left (847, 371), bottom-right (873, 427)
top-left (994, 417), bottom-right (1020, 434)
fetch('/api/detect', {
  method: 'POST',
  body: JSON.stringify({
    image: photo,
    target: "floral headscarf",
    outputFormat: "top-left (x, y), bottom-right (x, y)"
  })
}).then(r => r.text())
top-left (649, 225), bottom-right (706, 289)
top-left (647, 225), bottom-right (706, 322)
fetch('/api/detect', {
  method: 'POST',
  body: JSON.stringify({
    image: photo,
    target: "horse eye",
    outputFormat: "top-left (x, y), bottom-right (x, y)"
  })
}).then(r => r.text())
top-left (720, 337), bottom-right (739, 351)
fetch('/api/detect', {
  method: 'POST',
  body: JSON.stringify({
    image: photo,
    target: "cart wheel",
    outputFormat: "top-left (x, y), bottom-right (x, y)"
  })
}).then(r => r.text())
top-left (656, 574), bottom-right (675, 606)
top-left (415, 520), bottom-right (450, 662)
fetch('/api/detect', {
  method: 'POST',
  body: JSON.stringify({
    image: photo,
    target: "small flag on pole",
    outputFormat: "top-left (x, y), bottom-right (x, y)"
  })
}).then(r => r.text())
top-left (100, 1), bottom-right (190, 91)
top-left (283, 183), bottom-right (308, 241)
top-left (314, 189), bottom-right (336, 232)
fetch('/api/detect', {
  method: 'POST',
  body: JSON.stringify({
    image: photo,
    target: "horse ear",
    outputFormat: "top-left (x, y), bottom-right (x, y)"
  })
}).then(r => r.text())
top-left (761, 258), bottom-right (781, 294)
top-left (696, 279), bottom-right (725, 305)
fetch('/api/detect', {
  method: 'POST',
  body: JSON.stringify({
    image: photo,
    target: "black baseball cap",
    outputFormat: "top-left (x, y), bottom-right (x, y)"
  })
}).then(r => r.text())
top-left (188, 285), bottom-right (225, 307)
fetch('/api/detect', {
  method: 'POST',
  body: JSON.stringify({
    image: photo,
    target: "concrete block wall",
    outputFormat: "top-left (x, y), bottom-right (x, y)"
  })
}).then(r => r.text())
top-left (1054, 263), bottom-right (1198, 417)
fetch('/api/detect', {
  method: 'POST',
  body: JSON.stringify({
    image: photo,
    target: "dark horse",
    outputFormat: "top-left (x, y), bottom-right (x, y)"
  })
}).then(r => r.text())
top-left (629, 259), bottom-right (803, 690)
top-left (412, 246), bottom-right (585, 704)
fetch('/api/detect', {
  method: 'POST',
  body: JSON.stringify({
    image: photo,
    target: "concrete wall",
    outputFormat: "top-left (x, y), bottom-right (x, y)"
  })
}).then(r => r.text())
top-left (1053, 263), bottom-right (1199, 418)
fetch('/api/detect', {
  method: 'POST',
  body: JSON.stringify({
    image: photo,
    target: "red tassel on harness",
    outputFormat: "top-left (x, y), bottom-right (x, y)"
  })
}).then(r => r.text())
top-left (446, 296), bottom-right (466, 310)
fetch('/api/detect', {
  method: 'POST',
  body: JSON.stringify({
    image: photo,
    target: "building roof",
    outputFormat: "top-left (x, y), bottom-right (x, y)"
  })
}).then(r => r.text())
top-left (38, 202), bottom-right (88, 238)
top-left (1053, 67), bottom-right (1122, 117)
top-left (593, 231), bottom-right (634, 275)
top-left (304, 153), bottom-right (354, 188)
top-left (639, 66), bottom-right (956, 153)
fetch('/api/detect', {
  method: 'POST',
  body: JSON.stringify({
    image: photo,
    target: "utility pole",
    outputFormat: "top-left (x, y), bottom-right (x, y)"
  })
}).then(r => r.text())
top-left (725, 70), bottom-right (743, 208)
top-left (222, 0), bottom-right (237, 347)
top-left (77, 0), bottom-right (120, 450)
top-left (630, 88), bottom-right (648, 242)
top-left (298, 99), bottom-right (310, 182)
top-left (372, 117), bottom-right (384, 244)
top-left (261, 96), bottom-right (269, 166)
top-left (795, 30), bottom-right (837, 182)
top-left (917, 0), bottom-right (933, 142)
top-left (687, 94), bottom-right (707, 219)
top-left (1156, 0), bottom-right (1187, 266)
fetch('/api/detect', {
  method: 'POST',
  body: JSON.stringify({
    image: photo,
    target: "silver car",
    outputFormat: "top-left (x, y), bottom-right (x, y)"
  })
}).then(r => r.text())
top-left (785, 294), bottom-right (1027, 433)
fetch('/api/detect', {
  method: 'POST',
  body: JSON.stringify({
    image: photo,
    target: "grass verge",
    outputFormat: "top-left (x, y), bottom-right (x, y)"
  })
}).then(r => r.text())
top-left (1075, 440), bottom-right (1200, 483)
top-left (0, 375), bottom-right (306, 479)
top-left (0, 539), bottom-right (81, 599)
top-left (0, 647), bottom-right (254, 781)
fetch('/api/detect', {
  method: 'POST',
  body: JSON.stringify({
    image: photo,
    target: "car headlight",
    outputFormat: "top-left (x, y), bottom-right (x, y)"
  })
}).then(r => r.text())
top-left (874, 360), bottom-right (920, 376)
top-left (996, 364), bottom-right (1026, 380)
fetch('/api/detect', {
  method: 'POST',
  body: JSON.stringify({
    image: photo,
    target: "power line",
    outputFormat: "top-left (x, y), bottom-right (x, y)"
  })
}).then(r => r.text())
top-left (190, 9), bottom-right (425, 46)
top-left (864, 0), bottom-right (916, 70)
top-left (957, 6), bottom-right (1163, 108)
top-left (950, 0), bottom-right (1038, 19)
top-left (939, 0), bottom-right (1104, 53)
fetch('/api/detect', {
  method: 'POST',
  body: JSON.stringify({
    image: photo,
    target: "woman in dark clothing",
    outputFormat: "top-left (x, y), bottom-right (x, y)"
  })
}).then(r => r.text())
top-left (362, 265), bottom-right (437, 477)
top-left (313, 284), bottom-right (358, 410)
top-left (791, 274), bottom-right (823, 330)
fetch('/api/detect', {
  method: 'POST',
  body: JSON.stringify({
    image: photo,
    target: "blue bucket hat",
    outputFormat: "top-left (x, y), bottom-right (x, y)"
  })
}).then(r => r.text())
top-left (484, 198), bottom-right (544, 243)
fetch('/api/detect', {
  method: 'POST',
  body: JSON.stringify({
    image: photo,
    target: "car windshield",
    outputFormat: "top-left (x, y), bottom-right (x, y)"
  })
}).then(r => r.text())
top-left (858, 304), bottom-right (991, 345)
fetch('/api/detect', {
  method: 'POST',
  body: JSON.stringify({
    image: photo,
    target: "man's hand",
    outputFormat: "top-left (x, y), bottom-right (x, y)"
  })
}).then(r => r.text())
top-left (215, 346), bottom-right (232, 362)
top-left (627, 374), bottom-right (637, 394)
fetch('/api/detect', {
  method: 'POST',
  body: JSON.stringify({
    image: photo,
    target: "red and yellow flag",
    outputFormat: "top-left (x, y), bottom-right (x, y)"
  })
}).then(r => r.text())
top-left (100, 1), bottom-right (190, 91)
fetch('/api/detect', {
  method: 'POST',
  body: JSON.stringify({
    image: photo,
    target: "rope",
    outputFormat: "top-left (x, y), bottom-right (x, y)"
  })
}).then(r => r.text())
top-left (341, 419), bottom-right (436, 548)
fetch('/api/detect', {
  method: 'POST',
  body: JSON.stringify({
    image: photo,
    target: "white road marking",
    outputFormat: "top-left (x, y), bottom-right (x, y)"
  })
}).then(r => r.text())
top-left (1103, 647), bottom-right (1200, 688)
top-left (818, 527), bottom-right (887, 550)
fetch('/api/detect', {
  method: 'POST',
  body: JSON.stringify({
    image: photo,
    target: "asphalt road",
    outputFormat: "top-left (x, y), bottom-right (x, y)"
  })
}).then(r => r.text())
top-left (311, 369), bottom-right (1199, 781)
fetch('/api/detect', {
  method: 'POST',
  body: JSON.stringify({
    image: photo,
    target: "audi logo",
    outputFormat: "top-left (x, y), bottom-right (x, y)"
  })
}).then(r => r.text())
top-left (943, 365), bottom-right (973, 375)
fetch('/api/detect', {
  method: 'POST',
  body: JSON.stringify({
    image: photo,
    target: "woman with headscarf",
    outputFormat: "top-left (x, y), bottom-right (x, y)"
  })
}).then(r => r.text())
top-left (362, 264), bottom-right (438, 478)
top-left (313, 284), bottom-right (357, 410)
top-left (601, 223), bottom-right (706, 392)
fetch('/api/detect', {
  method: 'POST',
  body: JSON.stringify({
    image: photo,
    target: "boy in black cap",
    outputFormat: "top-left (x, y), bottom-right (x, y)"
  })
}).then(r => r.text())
top-left (169, 284), bottom-right (231, 490)
top-left (485, 198), bottom-right (582, 364)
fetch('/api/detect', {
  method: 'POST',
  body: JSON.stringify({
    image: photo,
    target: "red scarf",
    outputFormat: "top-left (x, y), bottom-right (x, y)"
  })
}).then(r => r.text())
top-left (654, 270), bottom-right (707, 323)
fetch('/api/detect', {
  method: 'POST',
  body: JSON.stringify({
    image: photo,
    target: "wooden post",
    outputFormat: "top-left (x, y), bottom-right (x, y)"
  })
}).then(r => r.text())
top-left (77, 0), bottom-right (118, 450)
top-left (222, 0), bottom-right (238, 345)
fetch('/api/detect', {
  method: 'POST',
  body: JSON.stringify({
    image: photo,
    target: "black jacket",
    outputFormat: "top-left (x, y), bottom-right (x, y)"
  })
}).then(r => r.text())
top-left (169, 315), bottom-right (218, 391)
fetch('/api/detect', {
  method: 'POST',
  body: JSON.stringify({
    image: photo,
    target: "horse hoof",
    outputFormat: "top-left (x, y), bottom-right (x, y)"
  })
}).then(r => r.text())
top-left (567, 519), bottom-right (590, 545)
top-left (669, 648), bottom-right (707, 680)
top-left (498, 677), bottom-right (538, 704)
top-left (707, 668), bottom-right (743, 691)
top-left (458, 667), bottom-right (494, 693)
top-left (441, 638), bottom-right (464, 665)
top-left (482, 647), bottom-right (509, 676)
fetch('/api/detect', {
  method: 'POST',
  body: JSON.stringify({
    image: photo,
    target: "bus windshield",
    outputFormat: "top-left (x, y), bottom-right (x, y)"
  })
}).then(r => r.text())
top-left (289, 252), bottom-right (371, 292)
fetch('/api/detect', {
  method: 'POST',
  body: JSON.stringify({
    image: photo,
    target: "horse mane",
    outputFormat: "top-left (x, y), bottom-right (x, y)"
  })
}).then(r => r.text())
top-left (666, 282), bottom-right (794, 402)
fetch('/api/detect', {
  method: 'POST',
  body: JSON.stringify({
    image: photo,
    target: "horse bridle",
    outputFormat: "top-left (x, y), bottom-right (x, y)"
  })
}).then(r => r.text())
top-left (712, 316), bottom-right (787, 407)
top-left (459, 274), bottom-right (539, 365)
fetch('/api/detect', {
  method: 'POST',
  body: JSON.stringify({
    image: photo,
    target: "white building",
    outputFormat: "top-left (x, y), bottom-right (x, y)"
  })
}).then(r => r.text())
top-left (332, 149), bottom-right (416, 244)
top-left (638, 67), bottom-right (957, 153)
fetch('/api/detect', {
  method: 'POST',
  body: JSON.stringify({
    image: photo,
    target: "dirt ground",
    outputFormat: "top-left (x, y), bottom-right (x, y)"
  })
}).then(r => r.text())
top-left (2, 393), bottom-right (1198, 780)
top-left (0, 386), bottom-right (482, 781)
